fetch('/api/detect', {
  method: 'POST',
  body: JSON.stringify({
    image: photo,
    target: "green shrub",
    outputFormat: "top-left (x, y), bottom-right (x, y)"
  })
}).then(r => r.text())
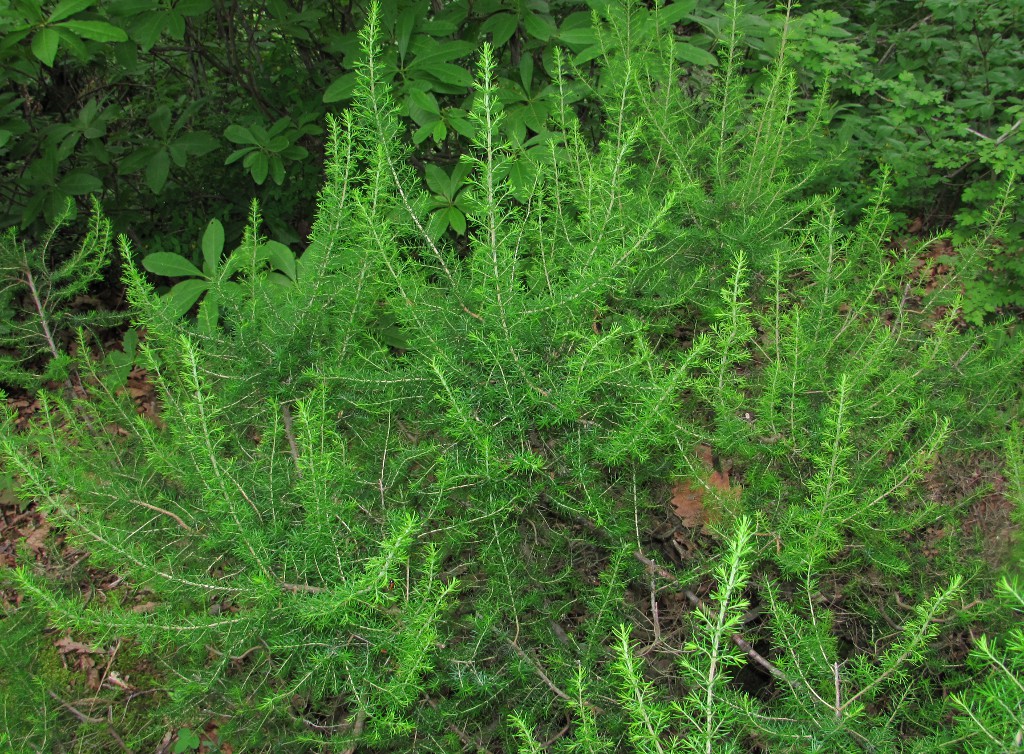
top-left (2, 1), bottom-right (1022, 750)
top-left (0, 195), bottom-right (122, 391)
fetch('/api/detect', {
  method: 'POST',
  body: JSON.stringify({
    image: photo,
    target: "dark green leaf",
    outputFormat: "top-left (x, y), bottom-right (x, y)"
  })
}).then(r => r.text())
top-left (143, 252), bottom-right (204, 278)
top-left (323, 73), bottom-right (358, 103)
top-left (408, 39), bottom-right (475, 69)
top-left (262, 272), bottom-right (290, 288)
top-left (423, 164), bottom-right (449, 197)
top-left (174, 132), bottom-right (219, 155)
top-left (408, 88), bottom-right (440, 116)
top-left (248, 123), bottom-right (270, 143)
top-left (446, 111), bottom-right (476, 139)
top-left (448, 207), bottom-right (466, 235)
top-left (31, 28), bottom-right (60, 67)
top-left (269, 155), bottom-right (285, 185)
top-left (480, 12), bottom-right (518, 47)
top-left (522, 11), bottom-right (556, 42)
top-left (165, 10), bottom-right (185, 39)
top-left (267, 135), bottom-right (289, 152)
top-left (201, 219), bottom-right (224, 276)
top-left (557, 26), bottom-right (596, 46)
top-left (149, 105), bottom-right (172, 138)
top-left (119, 144), bottom-right (160, 174)
top-left (196, 293), bottom-right (219, 333)
top-left (420, 19), bottom-right (457, 36)
top-left (56, 132), bottom-right (80, 162)
top-left (572, 44), bottom-right (603, 66)
top-left (175, 0), bottom-right (212, 16)
top-left (58, 170), bottom-right (102, 195)
top-left (225, 146), bottom-right (254, 165)
top-left (53, 27), bottom-right (89, 59)
top-left (107, 0), bottom-right (153, 15)
top-left (396, 4), bottom-right (419, 58)
top-left (131, 12), bottom-right (165, 51)
top-left (49, 0), bottom-right (96, 23)
top-left (261, 240), bottom-right (296, 280)
top-left (519, 55), bottom-right (534, 91)
top-left (224, 124), bottom-right (256, 144)
top-left (145, 148), bottom-right (170, 193)
top-left (675, 41), bottom-right (717, 67)
top-left (426, 63), bottom-right (474, 88)
top-left (426, 211), bottom-right (448, 242)
top-left (251, 152), bottom-right (269, 184)
top-left (413, 123), bottom-right (433, 145)
top-left (654, 0), bottom-right (697, 26)
top-left (56, 20), bottom-right (129, 43)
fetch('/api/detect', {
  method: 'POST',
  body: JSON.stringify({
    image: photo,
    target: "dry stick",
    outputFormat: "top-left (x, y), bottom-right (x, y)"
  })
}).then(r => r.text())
top-left (945, 117), bottom-right (1023, 179)
top-left (340, 707), bottom-right (367, 754)
top-left (426, 698), bottom-right (494, 754)
top-left (131, 498), bottom-right (194, 533)
top-left (894, 592), bottom-right (983, 622)
top-left (637, 556), bottom-right (879, 752)
top-left (96, 638), bottom-right (121, 694)
top-left (24, 266), bottom-right (61, 365)
top-left (632, 550), bottom-right (787, 682)
top-left (649, 574), bottom-right (662, 644)
top-left (281, 402), bottom-right (302, 477)
top-left (541, 718), bottom-right (573, 749)
top-left (507, 639), bottom-right (605, 714)
top-left (47, 691), bottom-right (131, 753)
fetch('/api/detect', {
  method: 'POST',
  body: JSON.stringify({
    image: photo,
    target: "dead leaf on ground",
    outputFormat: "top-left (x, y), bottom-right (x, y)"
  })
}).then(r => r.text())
top-left (21, 519), bottom-right (50, 555)
top-left (670, 444), bottom-right (742, 532)
top-left (55, 636), bottom-right (100, 655)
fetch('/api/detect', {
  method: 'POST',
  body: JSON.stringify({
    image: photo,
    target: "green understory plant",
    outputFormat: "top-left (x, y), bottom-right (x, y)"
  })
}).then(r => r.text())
top-left (1, 1), bottom-right (1022, 751)
top-left (802, 0), bottom-right (1024, 324)
top-left (0, 195), bottom-right (121, 391)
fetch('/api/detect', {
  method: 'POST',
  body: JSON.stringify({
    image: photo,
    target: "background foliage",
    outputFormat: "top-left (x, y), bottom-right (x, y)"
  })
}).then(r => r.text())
top-left (3, 0), bottom-right (1020, 321)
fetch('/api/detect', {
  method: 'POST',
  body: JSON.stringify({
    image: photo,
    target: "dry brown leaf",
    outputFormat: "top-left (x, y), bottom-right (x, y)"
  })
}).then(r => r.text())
top-left (670, 444), bottom-right (741, 531)
top-left (103, 671), bottom-right (135, 691)
top-left (55, 636), bottom-right (98, 655)
top-left (670, 480), bottom-right (706, 529)
top-left (22, 520), bottom-right (50, 554)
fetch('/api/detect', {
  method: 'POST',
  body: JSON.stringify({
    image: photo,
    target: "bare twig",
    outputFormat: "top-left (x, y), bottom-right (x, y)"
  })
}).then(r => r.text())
top-left (131, 498), bottom-right (194, 533)
top-left (425, 698), bottom-right (494, 753)
top-left (541, 718), bottom-right (573, 748)
top-left (340, 707), bottom-right (366, 754)
top-left (507, 639), bottom-right (604, 714)
top-left (894, 593), bottom-right (982, 622)
top-left (649, 574), bottom-right (662, 644)
top-left (97, 638), bottom-right (121, 693)
top-left (47, 692), bottom-right (130, 753)
top-left (281, 402), bottom-right (302, 476)
top-left (877, 14), bottom-right (932, 66)
top-left (833, 662), bottom-right (842, 714)
top-left (633, 550), bottom-right (786, 681)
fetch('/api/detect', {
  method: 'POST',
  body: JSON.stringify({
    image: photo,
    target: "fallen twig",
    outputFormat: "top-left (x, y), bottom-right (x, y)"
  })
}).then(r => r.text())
top-left (48, 691), bottom-right (131, 753)
top-left (633, 550), bottom-right (786, 682)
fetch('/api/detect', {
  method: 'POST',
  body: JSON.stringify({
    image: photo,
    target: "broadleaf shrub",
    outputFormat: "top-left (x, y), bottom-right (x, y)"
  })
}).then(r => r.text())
top-left (2, 1), bottom-right (1023, 751)
top-left (800, 0), bottom-right (1024, 323)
